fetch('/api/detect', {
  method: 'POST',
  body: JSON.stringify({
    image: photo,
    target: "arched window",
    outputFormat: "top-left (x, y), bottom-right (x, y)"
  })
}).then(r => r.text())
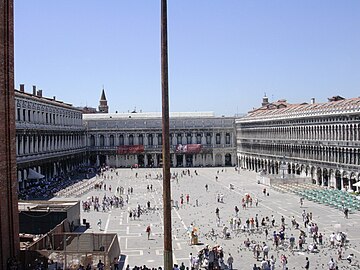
top-left (129, 134), bottom-right (134, 145)
top-left (109, 135), bottom-right (114, 146)
top-left (216, 133), bottom-right (221, 144)
top-left (158, 134), bottom-right (162, 145)
top-left (138, 134), bottom-right (144, 145)
top-left (225, 133), bottom-right (230, 144)
top-left (119, 134), bottom-right (124, 145)
top-left (99, 135), bottom-right (105, 147)
top-left (196, 133), bottom-right (202, 144)
top-left (148, 134), bottom-right (153, 146)
top-left (90, 135), bottom-right (95, 146)
top-left (177, 133), bottom-right (182, 144)
top-left (187, 133), bottom-right (192, 144)
top-left (206, 133), bottom-right (211, 145)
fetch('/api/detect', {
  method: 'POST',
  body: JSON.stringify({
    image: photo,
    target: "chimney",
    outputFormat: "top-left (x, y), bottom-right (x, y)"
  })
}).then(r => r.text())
top-left (20, 84), bottom-right (25, 92)
top-left (311, 98), bottom-right (315, 104)
top-left (32, 85), bottom-right (36, 96)
top-left (53, 96), bottom-right (56, 100)
top-left (37, 90), bottom-right (42, 97)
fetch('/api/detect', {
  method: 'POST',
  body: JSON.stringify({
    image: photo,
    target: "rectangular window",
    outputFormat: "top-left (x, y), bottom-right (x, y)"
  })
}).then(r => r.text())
top-left (206, 133), bottom-right (211, 144)
top-left (216, 133), bottom-right (221, 144)
top-left (196, 133), bottom-right (202, 144)
top-left (177, 134), bottom-right (182, 145)
top-left (226, 133), bottom-right (231, 144)
top-left (119, 135), bottom-right (124, 145)
top-left (17, 108), bottom-right (21, 121)
top-left (148, 135), bottom-right (153, 146)
top-left (187, 133), bottom-right (192, 144)
top-left (158, 134), bottom-right (162, 145)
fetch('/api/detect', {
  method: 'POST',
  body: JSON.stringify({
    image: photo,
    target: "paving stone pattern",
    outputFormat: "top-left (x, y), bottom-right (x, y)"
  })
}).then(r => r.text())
top-left (56, 168), bottom-right (360, 270)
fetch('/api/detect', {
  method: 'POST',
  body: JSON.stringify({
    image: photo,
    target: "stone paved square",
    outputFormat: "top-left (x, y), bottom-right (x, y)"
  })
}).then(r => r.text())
top-left (57, 167), bottom-right (360, 269)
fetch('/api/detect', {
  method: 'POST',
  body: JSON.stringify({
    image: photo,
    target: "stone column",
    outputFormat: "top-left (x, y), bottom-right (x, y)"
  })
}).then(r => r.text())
top-left (221, 132), bottom-right (225, 145)
top-left (154, 134), bottom-right (158, 146)
top-left (115, 155), bottom-right (119, 168)
top-left (96, 155), bottom-right (100, 167)
top-left (182, 154), bottom-right (186, 167)
top-left (144, 134), bottom-right (148, 146)
top-left (144, 154), bottom-right (148, 167)
top-left (173, 153), bottom-right (177, 167)
top-left (154, 154), bottom-right (158, 167)
top-left (19, 135), bottom-right (24, 155)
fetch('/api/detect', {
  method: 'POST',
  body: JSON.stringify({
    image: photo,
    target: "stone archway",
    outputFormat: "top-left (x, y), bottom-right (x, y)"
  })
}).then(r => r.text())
top-left (323, 168), bottom-right (329, 187)
top-left (224, 153), bottom-right (232, 166)
top-left (335, 170), bottom-right (342, 190)
top-left (310, 166), bottom-right (316, 183)
top-left (316, 167), bottom-right (322, 186)
top-left (349, 172), bottom-right (356, 191)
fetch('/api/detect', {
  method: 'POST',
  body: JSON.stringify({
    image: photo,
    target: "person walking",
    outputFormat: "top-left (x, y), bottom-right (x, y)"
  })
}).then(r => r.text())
top-left (328, 258), bottom-right (336, 270)
top-left (146, 225), bottom-right (151, 240)
top-left (304, 257), bottom-right (309, 270)
top-left (97, 219), bottom-right (102, 230)
top-left (97, 260), bottom-right (105, 270)
top-left (280, 254), bottom-right (287, 270)
top-left (227, 253), bottom-right (234, 270)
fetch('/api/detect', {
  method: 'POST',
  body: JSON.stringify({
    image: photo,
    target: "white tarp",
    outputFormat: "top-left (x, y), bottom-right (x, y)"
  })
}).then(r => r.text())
top-left (27, 168), bottom-right (45, 180)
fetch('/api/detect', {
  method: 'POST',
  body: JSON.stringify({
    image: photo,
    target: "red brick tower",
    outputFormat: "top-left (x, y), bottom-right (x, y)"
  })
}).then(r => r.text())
top-left (0, 0), bottom-right (20, 268)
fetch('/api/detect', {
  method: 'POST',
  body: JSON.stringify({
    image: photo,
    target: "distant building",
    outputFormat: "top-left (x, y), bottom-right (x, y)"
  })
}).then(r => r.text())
top-left (15, 84), bottom-right (87, 190)
top-left (236, 96), bottom-right (360, 191)
top-left (84, 112), bottom-right (237, 168)
top-left (15, 86), bottom-right (237, 191)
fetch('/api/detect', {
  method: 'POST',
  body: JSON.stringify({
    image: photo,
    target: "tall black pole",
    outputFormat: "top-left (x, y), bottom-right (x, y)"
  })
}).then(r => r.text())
top-left (161, 0), bottom-right (173, 269)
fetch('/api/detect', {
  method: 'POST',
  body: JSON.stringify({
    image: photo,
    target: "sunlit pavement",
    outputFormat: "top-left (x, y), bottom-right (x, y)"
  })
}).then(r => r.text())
top-left (56, 167), bottom-right (360, 269)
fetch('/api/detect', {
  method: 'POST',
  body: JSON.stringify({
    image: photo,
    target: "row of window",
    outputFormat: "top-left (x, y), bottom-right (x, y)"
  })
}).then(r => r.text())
top-left (238, 124), bottom-right (360, 141)
top-left (16, 107), bottom-right (82, 126)
top-left (16, 134), bottom-right (84, 156)
top-left (89, 132), bottom-right (232, 147)
top-left (240, 143), bottom-right (360, 166)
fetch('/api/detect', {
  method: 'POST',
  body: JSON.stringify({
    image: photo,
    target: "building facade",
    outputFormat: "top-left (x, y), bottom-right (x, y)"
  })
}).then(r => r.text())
top-left (84, 112), bottom-right (237, 168)
top-left (236, 96), bottom-right (360, 191)
top-left (15, 85), bottom-right (87, 190)
top-left (15, 86), bottom-right (237, 190)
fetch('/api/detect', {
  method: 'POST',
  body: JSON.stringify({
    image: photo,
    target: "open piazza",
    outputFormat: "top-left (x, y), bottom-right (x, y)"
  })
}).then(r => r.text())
top-left (53, 167), bottom-right (360, 270)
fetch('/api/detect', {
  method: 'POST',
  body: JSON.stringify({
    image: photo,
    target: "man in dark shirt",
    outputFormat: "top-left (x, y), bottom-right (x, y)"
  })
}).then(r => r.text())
top-left (304, 257), bottom-right (310, 270)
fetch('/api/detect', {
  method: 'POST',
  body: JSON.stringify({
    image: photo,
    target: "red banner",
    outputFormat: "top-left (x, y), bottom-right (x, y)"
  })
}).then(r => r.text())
top-left (117, 145), bottom-right (144, 154)
top-left (175, 144), bottom-right (202, 154)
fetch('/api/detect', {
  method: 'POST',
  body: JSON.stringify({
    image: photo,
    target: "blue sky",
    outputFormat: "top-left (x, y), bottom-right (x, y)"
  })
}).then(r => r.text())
top-left (14, 1), bottom-right (360, 116)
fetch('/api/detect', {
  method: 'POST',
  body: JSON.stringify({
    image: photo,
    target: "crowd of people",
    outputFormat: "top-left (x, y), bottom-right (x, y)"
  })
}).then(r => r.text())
top-left (18, 165), bottom-right (95, 200)
top-left (42, 165), bottom-right (358, 270)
